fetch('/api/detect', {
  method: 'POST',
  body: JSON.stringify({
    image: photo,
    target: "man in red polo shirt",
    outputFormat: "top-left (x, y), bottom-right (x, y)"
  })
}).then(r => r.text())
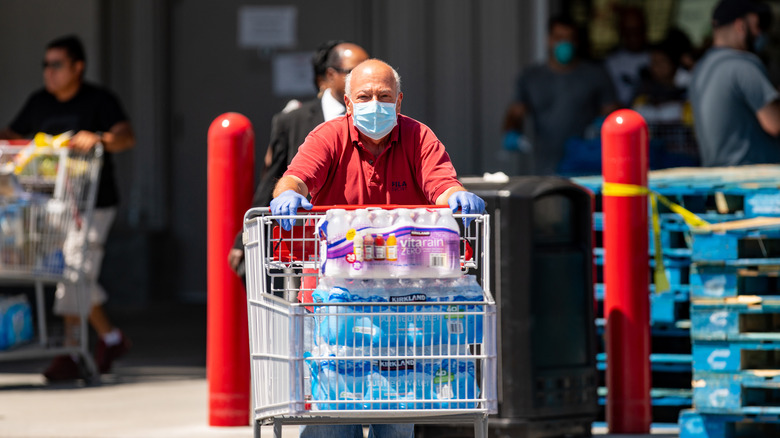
top-left (271, 58), bottom-right (484, 230)
top-left (270, 59), bottom-right (484, 438)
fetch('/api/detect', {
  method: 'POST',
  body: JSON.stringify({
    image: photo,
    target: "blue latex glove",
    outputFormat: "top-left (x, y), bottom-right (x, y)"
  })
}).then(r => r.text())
top-left (502, 130), bottom-right (532, 153)
top-left (270, 190), bottom-right (313, 230)
top-left (502, 130), bottom-right (522, 151)
top-left (448, 191), bottom-right (486, 227)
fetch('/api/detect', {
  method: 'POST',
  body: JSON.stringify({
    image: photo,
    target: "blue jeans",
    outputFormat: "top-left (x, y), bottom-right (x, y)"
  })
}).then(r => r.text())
top-left (299, 423), bottom-right (414, 438)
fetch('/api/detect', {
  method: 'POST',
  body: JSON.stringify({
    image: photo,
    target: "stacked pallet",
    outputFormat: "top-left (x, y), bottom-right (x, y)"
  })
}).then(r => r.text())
top-left (679, 218), bottom-right (780, 437)
top-left (572, 164), bottom-right (780, 423)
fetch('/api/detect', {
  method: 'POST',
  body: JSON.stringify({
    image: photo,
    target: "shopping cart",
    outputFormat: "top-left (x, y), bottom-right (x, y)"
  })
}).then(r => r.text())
top-left (243, 205), bottom-right (497, 438)
top-left (0, 140), bottom-right (103, 381)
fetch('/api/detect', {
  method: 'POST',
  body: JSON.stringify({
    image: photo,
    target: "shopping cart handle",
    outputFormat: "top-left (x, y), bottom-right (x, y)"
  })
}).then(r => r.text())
top-left (306, 204), bottom-right (449, 212)
top-left (244, 205), bottom-right (448, 220)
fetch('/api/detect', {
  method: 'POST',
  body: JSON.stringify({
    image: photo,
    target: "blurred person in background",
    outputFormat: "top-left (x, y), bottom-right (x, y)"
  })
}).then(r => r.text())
top-left (631, 37), bottom-right (692, 125)
top-left (665, 27), bottom-right (698, 89)
top-left (228, 40), bottom-right (369, 275)
top-left (690, 0), bottom-right (780, 166)
top-left (0, 35), bottom-right (134, 381)
top-left (604, 6), bottom-right (651, 106)
top-left (502, 14), bottom-right (619, 175)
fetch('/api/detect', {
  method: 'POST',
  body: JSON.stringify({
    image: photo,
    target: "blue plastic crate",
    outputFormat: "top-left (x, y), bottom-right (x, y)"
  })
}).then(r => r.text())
top-left (692, 340), bottom-right (780, 373)
top-left (691, 262), bottom-right (780, 300)
top-left (692, 371), bottom-right (780, 414)
top-left (679, 409), bottom-right (780, 438)
top-left (690, 299), bottom-right (780, 342)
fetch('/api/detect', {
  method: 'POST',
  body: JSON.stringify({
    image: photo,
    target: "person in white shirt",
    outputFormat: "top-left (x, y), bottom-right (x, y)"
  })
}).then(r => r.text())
top-left (228, 41), bottom-right (369, 273)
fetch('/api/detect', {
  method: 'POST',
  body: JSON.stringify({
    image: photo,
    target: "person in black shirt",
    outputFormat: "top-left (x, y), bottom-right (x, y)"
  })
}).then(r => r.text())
top-left (0, 35), bottom-right (135, 381)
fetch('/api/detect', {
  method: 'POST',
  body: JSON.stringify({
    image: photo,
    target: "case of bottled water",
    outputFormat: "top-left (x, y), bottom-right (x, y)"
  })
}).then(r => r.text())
top-left (318, 207), bottom-right (461, 279)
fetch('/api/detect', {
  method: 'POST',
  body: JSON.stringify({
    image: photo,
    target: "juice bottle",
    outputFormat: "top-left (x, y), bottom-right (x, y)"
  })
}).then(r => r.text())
top-left (374, 234), bottom-right (386, 260)
top-left (386, 233), bottom-right (397, 261)
top-left (349, 209), bottom-right (372, 277)
top-left (353, 231), bottom-right (364, 262)
top-left (364, 234), bottom-right (374, 261)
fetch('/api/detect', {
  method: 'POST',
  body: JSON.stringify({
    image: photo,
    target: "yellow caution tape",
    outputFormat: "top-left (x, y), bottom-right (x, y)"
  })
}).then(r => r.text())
top-left (602, 182), bottom-right (711, 294)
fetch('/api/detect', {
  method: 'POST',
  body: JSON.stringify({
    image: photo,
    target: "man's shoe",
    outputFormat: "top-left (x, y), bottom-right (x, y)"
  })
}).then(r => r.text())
top-left (43, 355), bottom-right (82, 382)
top-left (95, 331), bottom-right (131, 374)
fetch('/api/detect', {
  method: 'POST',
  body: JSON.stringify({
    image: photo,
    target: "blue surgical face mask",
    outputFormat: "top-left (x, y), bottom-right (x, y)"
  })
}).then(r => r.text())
top-left (553, 41), bottom-right (575, 65)
top-left (351, 100), bottom-right (398, 140)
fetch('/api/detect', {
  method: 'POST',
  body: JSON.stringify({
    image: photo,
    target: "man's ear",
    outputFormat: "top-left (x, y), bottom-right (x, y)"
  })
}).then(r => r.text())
top-left (74, 60), bottom-right (86, 77)
top-left (345, 94), bottom-right (353, 115)
top-left (395, 92), bottom-right (403, 114)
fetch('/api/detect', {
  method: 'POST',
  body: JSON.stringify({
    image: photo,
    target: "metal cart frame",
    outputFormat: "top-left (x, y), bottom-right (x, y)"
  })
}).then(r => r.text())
top-left (243, 206), bottom-right (497, 438)
top-left (0, 143), bottom-right (103, 382)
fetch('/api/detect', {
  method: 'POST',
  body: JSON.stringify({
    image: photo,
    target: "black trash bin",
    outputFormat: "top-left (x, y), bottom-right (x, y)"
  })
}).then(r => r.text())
top-left (417, 176), bottom-right (598, 438)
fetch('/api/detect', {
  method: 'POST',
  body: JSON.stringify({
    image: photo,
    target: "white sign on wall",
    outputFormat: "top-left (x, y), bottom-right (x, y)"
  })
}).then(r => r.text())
top-left (237, 5), bottom-right (297, 49)
top-left (272, 52), bottom-right (316, 96)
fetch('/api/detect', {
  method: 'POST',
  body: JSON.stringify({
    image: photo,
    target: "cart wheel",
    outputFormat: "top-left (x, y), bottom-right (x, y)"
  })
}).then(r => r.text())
top-left (83, 373), bottom-right (101, 386)
top-left (77, 356), bottom-right (101, 386)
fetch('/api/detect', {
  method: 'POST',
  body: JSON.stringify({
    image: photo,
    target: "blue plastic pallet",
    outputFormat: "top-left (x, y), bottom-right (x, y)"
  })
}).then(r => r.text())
top-left (593, 212), bottom-right (695, 258)
top-left (691, 228), bottom-right (780, 262)
top-left (594, 252), bottom-right (691, 281)
top-left (595, 285), bottom-right (690, 326)
top-left (691, 299), bottom-right (780, 341)
top-left (596, 352), bottom-right (692, 373)
top-left (745, 192), bottom-right (780, 217)
top-left (572, 175), bottom-right (780, 197)
top-left (692, 371), bottom-right (780, 414)
top-left (691, 262), bottom-right (780, 300)
top-left (663, 213), bottom-right (746, 231)
top-left (679, 409), bottom-right (780, 438)
top-left (572, 171), bottom-right (780, 212)
top-left (595, 318), bottom-right (692, 337)
top-left (594, 283), bottom-right (690, 300)
top-left (692, 340), bottom-right (780, 373)
top-left (598, 387), bottom-right (692, 407)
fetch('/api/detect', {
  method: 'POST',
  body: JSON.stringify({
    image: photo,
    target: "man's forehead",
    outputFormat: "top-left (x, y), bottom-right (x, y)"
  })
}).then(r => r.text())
top-left (45, 48), bottom-right (69, 59)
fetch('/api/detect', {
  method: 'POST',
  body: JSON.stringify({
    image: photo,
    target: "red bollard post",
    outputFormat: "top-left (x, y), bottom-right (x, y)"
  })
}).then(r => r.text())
top-left (601, 109), bottom-right (652, 433)
top-left (207, 113), bottom-right (255, 426)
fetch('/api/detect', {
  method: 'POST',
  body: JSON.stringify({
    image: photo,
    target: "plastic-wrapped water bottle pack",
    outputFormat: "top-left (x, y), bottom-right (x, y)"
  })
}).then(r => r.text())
top-left (306, 343), bottom-right (478, 411)
top-left (0, 294), bottom-right (33, 351)
top-left (304, 275), bottom-right (485, 410)
top-left (310, 276), bottom-right (485, 347)
top-left (317, 208), bottom-right (462, 278)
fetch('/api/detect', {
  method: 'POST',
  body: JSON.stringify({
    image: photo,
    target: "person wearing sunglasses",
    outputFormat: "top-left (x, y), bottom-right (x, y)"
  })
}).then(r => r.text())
top-left (0, 35), bottom-right (135, 382)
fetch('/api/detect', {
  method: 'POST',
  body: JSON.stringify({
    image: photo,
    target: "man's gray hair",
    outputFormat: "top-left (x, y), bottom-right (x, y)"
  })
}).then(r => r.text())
top-left (344, 62), bottom-right (402, 99)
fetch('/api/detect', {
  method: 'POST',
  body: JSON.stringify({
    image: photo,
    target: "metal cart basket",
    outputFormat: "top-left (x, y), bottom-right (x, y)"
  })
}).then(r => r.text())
top-left (243, 206), bottom-right (497, 438)
top-left (0, 141), bottom-right (103, 380)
